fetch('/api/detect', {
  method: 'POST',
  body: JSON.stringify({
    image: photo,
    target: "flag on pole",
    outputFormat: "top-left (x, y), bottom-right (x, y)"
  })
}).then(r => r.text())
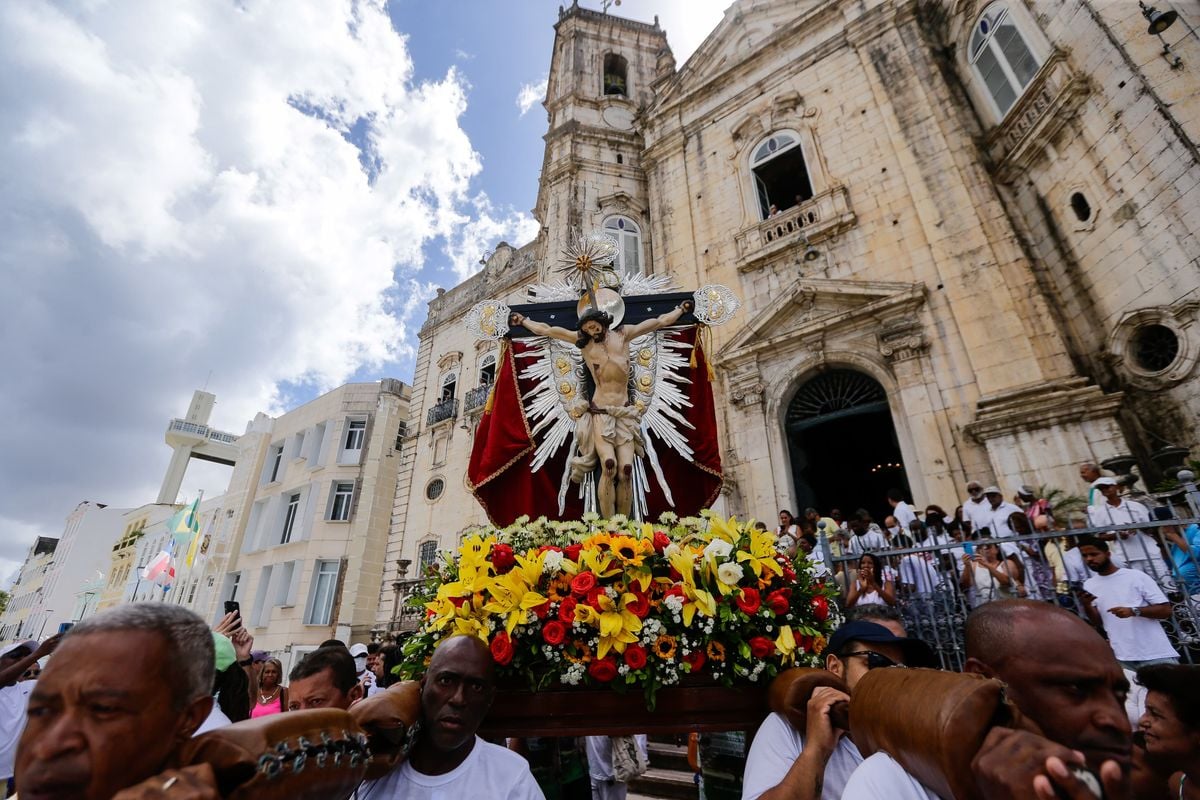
top-left (166, 497), bottom-right (202, 565)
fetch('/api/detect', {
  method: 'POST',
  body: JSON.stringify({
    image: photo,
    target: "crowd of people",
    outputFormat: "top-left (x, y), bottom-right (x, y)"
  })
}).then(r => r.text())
top-left (0, 460), bottom-right (1195, 799)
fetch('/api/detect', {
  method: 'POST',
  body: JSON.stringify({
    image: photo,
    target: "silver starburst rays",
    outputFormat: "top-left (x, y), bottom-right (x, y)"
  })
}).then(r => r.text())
top-left (555, 228), bottom-right (620, 293)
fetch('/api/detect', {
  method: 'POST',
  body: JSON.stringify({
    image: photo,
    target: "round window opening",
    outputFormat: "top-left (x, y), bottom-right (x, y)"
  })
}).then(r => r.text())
top-left (425, 477), bottom-right (445, 501)
top-left (1131, 324), bottom-right (1180, 373)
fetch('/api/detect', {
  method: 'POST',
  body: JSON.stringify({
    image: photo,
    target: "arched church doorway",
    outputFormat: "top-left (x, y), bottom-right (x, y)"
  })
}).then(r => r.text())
top-left (785, 369), bottom-right (910, 523)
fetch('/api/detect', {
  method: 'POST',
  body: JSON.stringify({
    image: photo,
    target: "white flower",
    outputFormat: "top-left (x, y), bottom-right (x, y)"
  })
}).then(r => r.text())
top-left (543, 550), bottom-right (564, 575)
top-left (663, 543), bottom-right (682, 560)
top-left (717, 561), bottom-right (743, 586)
top-left (703, 539), bottom-right (733, 561)
top-left (663, 595), bottom-right (685, 613)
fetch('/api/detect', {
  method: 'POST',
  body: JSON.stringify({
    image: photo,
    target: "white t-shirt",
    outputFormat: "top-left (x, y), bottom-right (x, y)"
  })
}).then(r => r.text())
top-left (1082, 568), bottom-right (1177, 662)
top-left (892, 501), bottom-right (918, 529)
top-left (977, 502), bottom-right (1024, 538)
top-left (961, 497), bottom-right (991, 534)
top-left (1087, 501), bottom-right (1158, 565)
top-left (0, 681), bottom-right (34, 779)
top-left (852, 565), bottom-right (898, 606)
top-left (900, 553), bottom-right (940, 594)
top-left (193, 703), bottom-right (231, 736)
top-left (848, 529), bottom-right (888, 554)
top-left (841, 751), bottom-right (943, 799)
top-left (742, 711), bottom-right (863, 800)
top-left (356, 737), bottom-right (544, 800)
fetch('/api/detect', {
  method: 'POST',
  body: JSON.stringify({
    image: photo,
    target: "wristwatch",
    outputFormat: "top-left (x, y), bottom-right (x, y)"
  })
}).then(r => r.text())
top-left (238, 656), bottom-right (254, 667)
top-left (1132, 607), bottom-right (1142, 617)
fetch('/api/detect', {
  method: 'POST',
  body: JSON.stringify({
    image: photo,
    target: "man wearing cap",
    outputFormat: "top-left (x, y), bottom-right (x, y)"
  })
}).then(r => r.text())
top-left (1088, 476), bottom-right (1159, 577)
top-left (350, 642), bottom-right (383, 697)
top-left (741, 620), bottom-right (936, 800)
top-left (960, 481), bottom-right (990, 536)
top-left (0, 635), bottom-right (60, 790)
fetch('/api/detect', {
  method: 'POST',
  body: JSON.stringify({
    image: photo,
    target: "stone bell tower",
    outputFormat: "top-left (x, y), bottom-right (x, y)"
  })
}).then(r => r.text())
top-left (533, 1), bottom-right (672, 281)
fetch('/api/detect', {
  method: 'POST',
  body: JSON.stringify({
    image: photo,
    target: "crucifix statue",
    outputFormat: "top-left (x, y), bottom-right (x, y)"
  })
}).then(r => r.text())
top-left (465, 230), bottom-right (738, 524)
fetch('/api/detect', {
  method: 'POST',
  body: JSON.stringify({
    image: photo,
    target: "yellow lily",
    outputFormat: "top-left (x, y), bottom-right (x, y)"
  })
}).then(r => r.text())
top-left (668, 550), bottom-right (717, 627)
top-left (594, 592), bottom-right (642, 658)
top-left (736, 527), bottom-right (784, 579)
top-left (483, 551), bottom-right (549, 634)
top-left (775, 625), bottom-right (798, 664)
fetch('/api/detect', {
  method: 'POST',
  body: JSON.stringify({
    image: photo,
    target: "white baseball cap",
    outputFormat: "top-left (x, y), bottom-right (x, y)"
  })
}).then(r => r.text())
top-left (348, 643), bottom-right (369, 657)
top-left (1, 640), bottom-right (38, 660)
top-left (1091, 476), bottom-right (1118, 488)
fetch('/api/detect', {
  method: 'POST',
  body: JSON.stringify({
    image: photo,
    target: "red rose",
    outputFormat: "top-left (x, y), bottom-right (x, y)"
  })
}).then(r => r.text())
top-left (558, 596), bottom-right (578, 624)
top-left (571, 571), bottom-right (597, 596)
top-left (652, 531), bottom-right (671, 553)
top-left (538, 545), bottom-right (562, 553)
top-left (585, 585), bottom-right (607, 608)
top-left (588, 657), bottom-right (618, 683)
top-left (749, 636), bottom-right (775, 659)
top-left (623, 644), bottom-right (648, 670)
top-left (491, 543), bottom-right (516, 574)
top-left (782, 563), bottom-right (797, 582)
top-left (811, 596), bottom-right (829, 622)
top-left (532, 600), bottom-right (551, 620)
top-left (490, 632), bottom-right (514, 666)
top-left (735, 587), bottom-right (762, 615)
top-left (664, 584), bottom-right (685, 600)
top-left (669, 566), bottom-right (683, 582)
top-left (766, 588), bottom-right (792, 616)
top-left (625, 593), bottom-right (651, 619)
top-left (563, 543), bottom-right (583, 562)
top-left (542, 620), bottom-right (567, 646)
top-left (682, 649), bottom-right (706, 673)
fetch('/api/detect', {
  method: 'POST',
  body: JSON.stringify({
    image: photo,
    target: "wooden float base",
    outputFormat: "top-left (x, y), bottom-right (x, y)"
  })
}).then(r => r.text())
top-left (478, 683), bottom-right (768, 737)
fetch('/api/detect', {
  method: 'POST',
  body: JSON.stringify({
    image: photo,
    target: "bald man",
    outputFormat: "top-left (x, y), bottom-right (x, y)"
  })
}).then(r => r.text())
top-left (357, 635), bottom-right (543, 799)
top-left (842, 600), bottom-right (1131, 799)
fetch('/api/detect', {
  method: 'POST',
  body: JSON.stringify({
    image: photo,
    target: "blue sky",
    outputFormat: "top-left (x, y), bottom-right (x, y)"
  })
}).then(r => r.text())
top-left (0, 0), bottom-right (726, 581)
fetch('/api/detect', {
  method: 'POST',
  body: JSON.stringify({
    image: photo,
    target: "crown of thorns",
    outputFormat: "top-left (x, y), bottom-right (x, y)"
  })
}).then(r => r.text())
top-left (577, 309), bottom-right (613, 329)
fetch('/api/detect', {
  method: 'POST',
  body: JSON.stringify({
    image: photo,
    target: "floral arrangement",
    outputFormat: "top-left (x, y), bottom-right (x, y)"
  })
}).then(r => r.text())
top-left (399, 512), bottom-right (840, 706)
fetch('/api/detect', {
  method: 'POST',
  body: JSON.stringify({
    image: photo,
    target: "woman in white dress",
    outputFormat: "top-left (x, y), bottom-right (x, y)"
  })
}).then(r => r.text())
top-left (959, 541), bottom-right (1026, 606)
top-left (776, 509), bottom-right (800, 558)
top-left (845, 551), bottom-right (898, 607)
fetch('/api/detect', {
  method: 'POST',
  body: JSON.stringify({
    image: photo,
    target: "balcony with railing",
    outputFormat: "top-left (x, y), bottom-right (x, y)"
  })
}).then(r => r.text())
top-left (167, 419), bottom-right (240, 445)
top-left (464, 384), bottom-right (491, 413)
top-left (733, 184), bottom-right (856, 273)
top-left (426, 397), bottom-right (458, 426)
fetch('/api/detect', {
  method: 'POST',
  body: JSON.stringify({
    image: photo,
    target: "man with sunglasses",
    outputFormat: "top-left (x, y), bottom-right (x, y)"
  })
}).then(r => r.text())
top-left (842, 600), bottom-right (1132, 799)
top-left (742, 619), bottom-right (936, 800)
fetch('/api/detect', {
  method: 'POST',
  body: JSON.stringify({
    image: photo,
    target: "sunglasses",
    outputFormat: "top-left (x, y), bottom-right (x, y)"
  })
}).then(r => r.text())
top-left (837, 650), bottom-right (905, 670)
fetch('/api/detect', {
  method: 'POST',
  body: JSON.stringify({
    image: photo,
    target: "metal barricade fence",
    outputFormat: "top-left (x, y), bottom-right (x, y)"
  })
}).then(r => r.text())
top-left (816, 483), bottom-right (1200, 670)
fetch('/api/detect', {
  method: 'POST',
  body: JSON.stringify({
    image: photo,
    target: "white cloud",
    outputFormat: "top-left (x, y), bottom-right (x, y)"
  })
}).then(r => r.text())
top-left (516, 78), bottom-right (548, 117)
top-left (0, 1), bottom-right (517, 561)
top-left (443, 194), bottom-right (542, 283)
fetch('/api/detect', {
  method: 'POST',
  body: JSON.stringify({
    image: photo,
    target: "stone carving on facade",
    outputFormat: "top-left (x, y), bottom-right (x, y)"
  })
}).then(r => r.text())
top-left (877, 316), bottom-right (929, 363)
top-left (436, 351), bottom-right (462, 372)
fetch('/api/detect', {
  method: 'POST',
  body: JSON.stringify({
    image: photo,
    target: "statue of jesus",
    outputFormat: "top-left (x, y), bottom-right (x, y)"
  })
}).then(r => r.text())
top-left (509, 299), bottom-right (694, 518)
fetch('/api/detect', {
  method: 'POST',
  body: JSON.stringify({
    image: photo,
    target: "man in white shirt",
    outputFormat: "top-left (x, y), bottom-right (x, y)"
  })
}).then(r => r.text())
top-left (357, 635), bottom-right (543, 800)
top-left (1086, 476), bottom-right (1161, 577)
top-left (741, 619), bottom-right (936, 800)
top-left (846, 519), bottom-right (887, 554)
top-left (960, 480), bottom-right (990, 535)
top-left (842, 600), bottom-right (1132, 799)
top-left (0, 636), bottom-right (60, 787)
top-left (887, 489), bottom-right (918, 530)
top-left (1078, 536), bottom-right (1179, 670)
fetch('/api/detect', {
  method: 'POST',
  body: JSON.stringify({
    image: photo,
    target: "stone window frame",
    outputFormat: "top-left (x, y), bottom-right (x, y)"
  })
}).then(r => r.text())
top-left (959, 1), bottom-right (1052, 127)
top-left (424, 476), bottom-right (446, 504)
top-left (730, 119), bottom-right (829, 233)
top-left (1107, 307), bottom-right (1198, 389)
top-left (1063, 183), bottom-right (1099, 232)
top-left (601, 214), bottom-right (644, 278)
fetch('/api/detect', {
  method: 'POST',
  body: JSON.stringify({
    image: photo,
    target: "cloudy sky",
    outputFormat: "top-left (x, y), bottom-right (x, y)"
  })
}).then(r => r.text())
top-left (0, 0), bottom-right (728, 583)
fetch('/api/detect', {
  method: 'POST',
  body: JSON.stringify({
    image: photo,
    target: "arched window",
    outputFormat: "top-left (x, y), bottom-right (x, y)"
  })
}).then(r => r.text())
top-left (968, 3), bottom-right (1042, 119)
top-left (750, 132), bottom-right (814, 221)
top-left (418, 540), bottom-right (438, 568)
top-left (602, 216), bottom-right (643, 277)
top-left (603, 53), bottom-right (628, 97)
top-left (440, 372), bottom-right (457, 402)
top-left (478, 353), bottom-right (497, 385)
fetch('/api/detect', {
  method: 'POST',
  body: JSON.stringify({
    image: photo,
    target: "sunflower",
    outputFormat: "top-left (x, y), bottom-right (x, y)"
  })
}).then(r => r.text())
top-left (608, 534), bottom-right (653, 568)
top-left (564, 641), bottom-right (593, 664)
top-left (652, 634), bottom-right (678, 660)
top-left (706, 641), bottom-right (727, 662)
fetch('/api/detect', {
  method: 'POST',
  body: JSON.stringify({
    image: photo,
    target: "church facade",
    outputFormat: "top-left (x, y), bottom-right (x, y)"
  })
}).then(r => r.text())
top-left (377, 0), bottom-right (1200, 629)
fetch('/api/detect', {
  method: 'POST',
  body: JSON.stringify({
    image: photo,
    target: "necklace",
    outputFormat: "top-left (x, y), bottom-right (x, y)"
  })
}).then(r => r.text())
top-left (258, 687), bottom-right (279, 704)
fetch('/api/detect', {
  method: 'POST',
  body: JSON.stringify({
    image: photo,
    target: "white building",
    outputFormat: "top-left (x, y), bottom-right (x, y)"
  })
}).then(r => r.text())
top-left (190, 379), bottom-right (411, 664)
top-left (0, 500), bottom-right (129, 642)
top-left (0, 537), bottom-right (58, 642)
